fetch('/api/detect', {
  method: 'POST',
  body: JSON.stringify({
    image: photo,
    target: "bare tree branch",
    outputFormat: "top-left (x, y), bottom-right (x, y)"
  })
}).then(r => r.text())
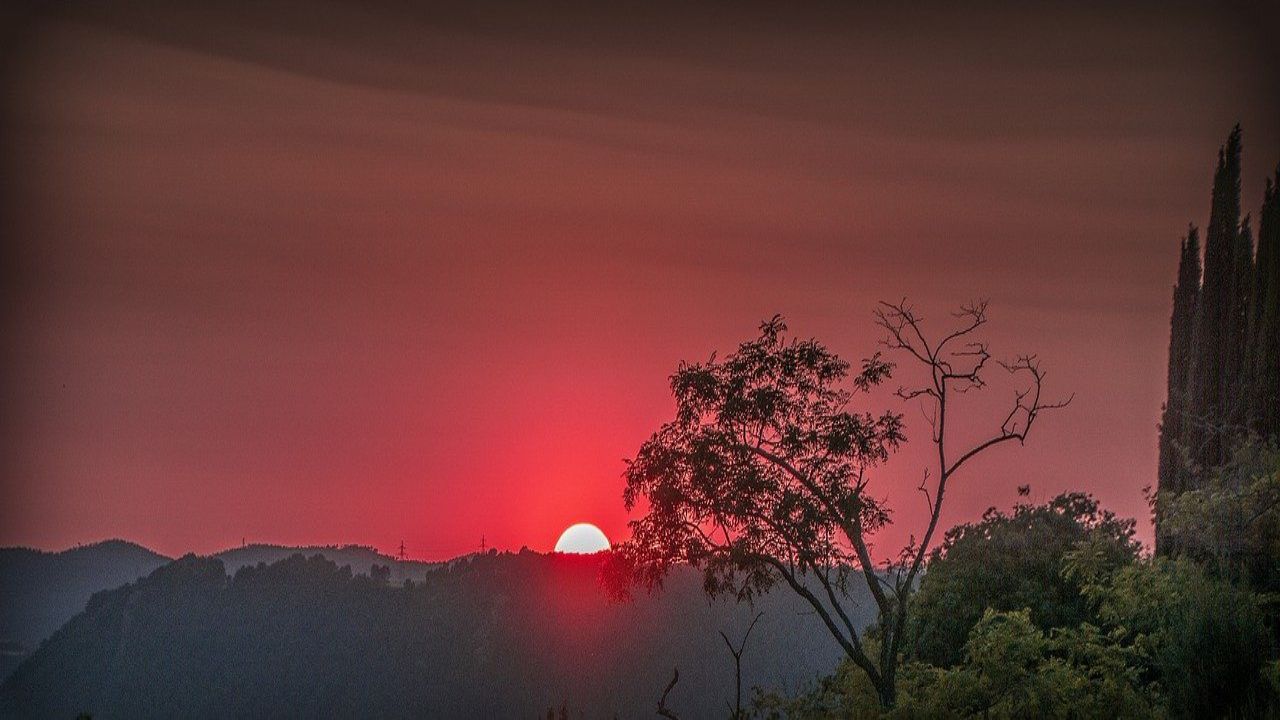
top-left (870, 299), bottom-right (1070, 699)
top-left (719, 612), bottom-right (763, 720)
top-left (657, 668), bottom-right (681, 720)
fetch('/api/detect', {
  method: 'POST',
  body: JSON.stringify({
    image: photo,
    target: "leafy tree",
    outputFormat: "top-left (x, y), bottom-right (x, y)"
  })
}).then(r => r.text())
top-left (908, 609), bottom-right (1150, 720)
top-left (1070, 556), bottom-right (1275, 719)
top-left (1158, 436), bottom-right (1280, 590)
top-left (608, 301), bottom-right (1068, 708)
top-left (1156, 127), bottom-right (1280, 564)
top-left (905, 492), bottom-right (1140, 667)
top-left (754, 610), bottom-right (1151, 720)
top-left (756, 495), bottom-right (1277, 719)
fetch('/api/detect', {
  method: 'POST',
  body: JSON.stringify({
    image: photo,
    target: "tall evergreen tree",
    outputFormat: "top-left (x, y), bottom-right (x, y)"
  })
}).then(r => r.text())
top-left (1185, 125), bottom-right (1244, 471)
top-left (1250, 169), bottom-right (1280, 440)
top-left (1157, 128), bottom-right (1280, 558)
top-left (1156, 227), bottom-right (1201, 552)
top-left (1228, 213), bottom-right (1256, 428)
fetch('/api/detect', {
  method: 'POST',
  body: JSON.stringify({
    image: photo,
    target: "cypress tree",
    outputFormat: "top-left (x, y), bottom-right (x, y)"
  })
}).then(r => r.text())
top-left (1156, 226), bottom-right (1201, 554)
top-left (1250, 168), bottom-right (1280, 439)
top-left (1185, 125), bottom-right (1243, 472)
top-left (1227, 212), bottom-right (1255, 429)
top-left (1157, 129), bottom-right (1280, 559)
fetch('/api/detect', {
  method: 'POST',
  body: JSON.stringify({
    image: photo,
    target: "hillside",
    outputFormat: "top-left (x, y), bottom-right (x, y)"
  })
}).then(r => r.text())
top-left (0, 550), bottom-right (864, 719)
top-left (0, 540), bottom-right (170, 676)
top-left (0, 540), bottom-right (442, 681)
top-left (214, 543), bottom-right (442, 581)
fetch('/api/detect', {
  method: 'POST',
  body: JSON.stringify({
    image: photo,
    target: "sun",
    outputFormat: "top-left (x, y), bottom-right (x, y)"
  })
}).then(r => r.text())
top-left (554, 523), bottom-right (611, 554)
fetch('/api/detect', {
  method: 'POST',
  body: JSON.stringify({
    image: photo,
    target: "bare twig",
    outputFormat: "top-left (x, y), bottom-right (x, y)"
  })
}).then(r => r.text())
top-left (870, 299), bottom-right (1070, 704)
top-left (657, 668), bottom-right (681, 720)
top-left (719, 612), bottom-right (764, 720)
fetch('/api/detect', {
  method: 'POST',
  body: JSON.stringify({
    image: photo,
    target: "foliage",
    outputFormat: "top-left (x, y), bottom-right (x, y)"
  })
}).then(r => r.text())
top-left (757, 610), bottom-right (1152, 720)
top-left (611, 304), bottom-right (1067, 708)
top-left (750, 640), bottom-right (887, 720)
top-left (1157, 437), bottom-right (1280, 589)
top-left (1156, 226), bottom-right (1200, 508)
top-left (1183, 125), bottom-right (1251, 470)
top-left (1072, 556), bottom-right (1276, 719)
top-left (906, 492), bottom-right (1140, 667)
top-left (608, 315), bottom-right (903, 605)
top-left (909, 609), bottom-right (1151, 719)
top-left (756, 492), bottom-right (1279, 719)
top-left (1158, 127), bottom-right (1280, 550)
top-left (1251, 167), bottom-right (1280, 440)
top-left (605, 314), bottom-right (907, 702)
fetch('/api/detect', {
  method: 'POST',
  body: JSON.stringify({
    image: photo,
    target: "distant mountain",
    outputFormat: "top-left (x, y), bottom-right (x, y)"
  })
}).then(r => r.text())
top-left (0, 540), bottom-right (170, 676)
top-left (0, 540), bottom-right (440, 681)
top-left (214, 543), bottom-right (442, 581)
top-left (0, 550), bottom-right (865, 719)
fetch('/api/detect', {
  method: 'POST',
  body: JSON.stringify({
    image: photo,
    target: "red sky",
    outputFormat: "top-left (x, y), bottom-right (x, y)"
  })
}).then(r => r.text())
top-left (2, 1), bottom-right (1278, 559)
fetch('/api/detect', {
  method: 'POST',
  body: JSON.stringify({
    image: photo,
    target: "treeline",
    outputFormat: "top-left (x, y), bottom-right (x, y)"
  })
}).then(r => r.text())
top-left (751, 127), bottom-right (1280, 719)
top-left (1157, 125), bottom-right (1280, 559)
top-left (0, 540), bottom-right (168, 656)
top-left (755, 491), bottom-right (1275, 719)
top-left (0, 549), bottom-right (853, 719)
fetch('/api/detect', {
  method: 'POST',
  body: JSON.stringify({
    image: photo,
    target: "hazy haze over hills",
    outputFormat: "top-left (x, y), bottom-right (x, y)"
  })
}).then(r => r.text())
top-left (0, 540), bottom-right (167, 658)
top-left (213, 542), bottom-right (443, 579)
top-left (0, 539), bottom-right (443, 682)
top-left (0, 548), bottom-right (862, 718)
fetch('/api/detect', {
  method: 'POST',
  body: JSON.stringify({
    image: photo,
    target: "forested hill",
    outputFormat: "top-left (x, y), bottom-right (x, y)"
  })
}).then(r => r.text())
top-left (213, 543), bottom-right (442, 580)
top-left (0, 541), bottom-right (441, 681)
top-left (0, 550), bottom-right (858, 719)
top-left (0, 540), bottom-right (169, 664)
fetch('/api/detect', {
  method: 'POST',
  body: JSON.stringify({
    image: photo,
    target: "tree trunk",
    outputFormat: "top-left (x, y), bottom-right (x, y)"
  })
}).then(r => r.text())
top-left (873, 659), bottom-right (897, 709)
top-left (877, 679), bottom-right (896, 709)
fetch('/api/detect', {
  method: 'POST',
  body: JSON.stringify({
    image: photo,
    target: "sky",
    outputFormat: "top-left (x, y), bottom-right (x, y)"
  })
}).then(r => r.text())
top-left (1, 0), bottom-right (1277, 559)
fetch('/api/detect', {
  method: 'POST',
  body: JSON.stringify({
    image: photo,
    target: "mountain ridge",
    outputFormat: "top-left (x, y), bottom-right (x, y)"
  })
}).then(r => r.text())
top-left (0, 538), bottom-right (443, 681)
top-left (0, 539), bottom-right (171, 672)
top-left (0, 547), bottom-right (861, 718)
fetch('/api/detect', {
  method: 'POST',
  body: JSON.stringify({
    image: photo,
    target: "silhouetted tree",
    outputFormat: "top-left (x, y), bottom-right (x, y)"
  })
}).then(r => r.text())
top-left (1185, 125), bottom-right (1246, 469)
top-left (1155, 226), bottom-right (1201, 552)
top-left (1231, 212), bottom-right (1257, 429)
top-left (1250, 167), bottom-right (1280, 440)
top-left (608, 301), bottom-right (1068, 709)
top-left (1156, 128), bottom-right (1280, 562)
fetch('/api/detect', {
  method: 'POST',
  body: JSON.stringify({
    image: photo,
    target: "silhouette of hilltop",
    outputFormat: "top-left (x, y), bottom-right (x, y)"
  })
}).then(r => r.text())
top-left (0, 548), bottom-right (860, 718)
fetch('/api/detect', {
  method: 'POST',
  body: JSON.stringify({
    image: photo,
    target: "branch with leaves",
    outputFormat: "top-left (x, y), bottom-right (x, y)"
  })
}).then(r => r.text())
top-left (609, 301), bottom-right (1069, 708)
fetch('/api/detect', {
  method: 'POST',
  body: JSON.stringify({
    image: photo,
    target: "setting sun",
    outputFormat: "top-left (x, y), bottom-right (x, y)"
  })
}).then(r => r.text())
top-left (554, 523), bottom-right (611, 554)
top-left (1, 3), bottom-right (1276, 717)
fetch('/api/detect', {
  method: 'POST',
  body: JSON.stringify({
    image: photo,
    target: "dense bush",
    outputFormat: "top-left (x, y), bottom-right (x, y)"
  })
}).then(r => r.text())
top-left (754, 494), bottom-right (1278, 719)
top-left (905, 492), bottom-right (1139, 667)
